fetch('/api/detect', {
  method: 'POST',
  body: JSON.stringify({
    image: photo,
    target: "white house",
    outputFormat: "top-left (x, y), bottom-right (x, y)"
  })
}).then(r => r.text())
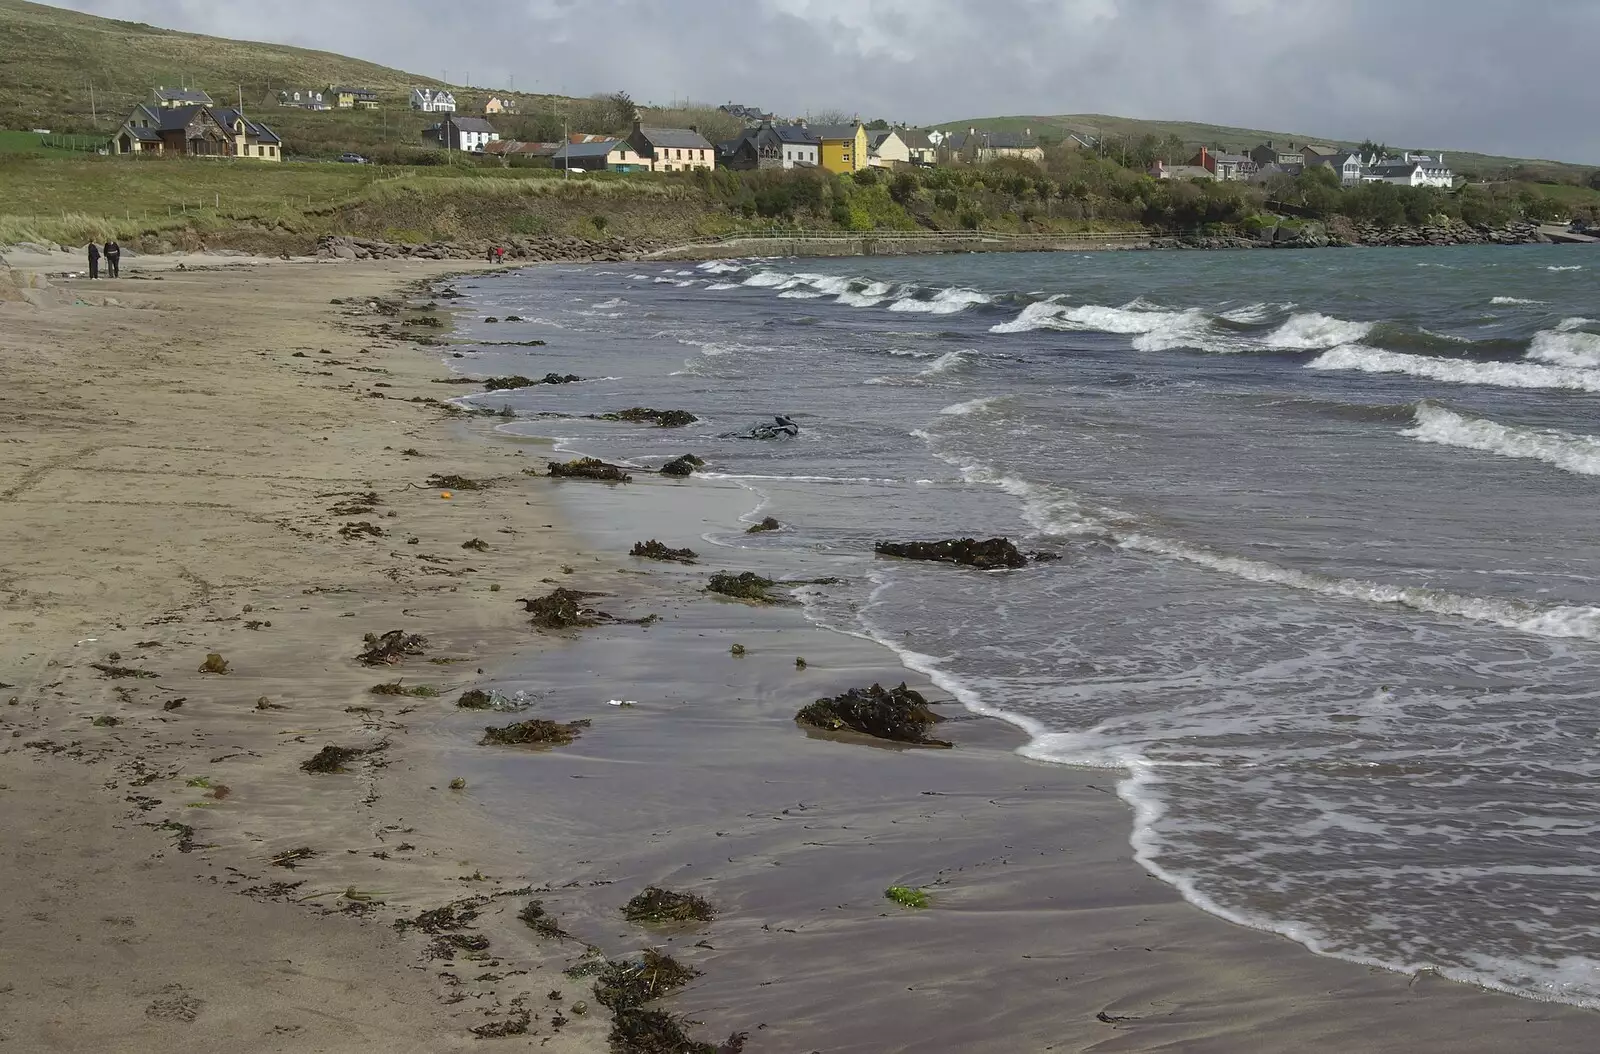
top-left (411, 87), bottom-right (457, 113)
top-left (762, 123), bottom-right (820, 168)
top-left (1366, 159), bottom-right (1455, 188)
top-left (867, 128), bottom-right (910, 167)
top-left (427, 115), bottom-right (498, 152)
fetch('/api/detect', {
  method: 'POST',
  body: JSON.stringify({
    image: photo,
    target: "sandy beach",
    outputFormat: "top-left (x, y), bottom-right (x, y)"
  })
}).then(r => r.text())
top-left (3, 253), bottom-right (1596, 1053)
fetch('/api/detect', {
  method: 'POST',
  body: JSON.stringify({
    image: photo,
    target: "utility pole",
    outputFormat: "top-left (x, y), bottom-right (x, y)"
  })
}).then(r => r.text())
top-left (563, 116), bottom-right (568, 179)
top-left (89, 81), bottom-right (96, 126)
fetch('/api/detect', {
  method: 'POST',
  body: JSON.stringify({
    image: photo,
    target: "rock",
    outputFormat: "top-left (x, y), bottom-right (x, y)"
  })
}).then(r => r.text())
top-left (595, 408), bottom-right (698, 428)
top-left (333, 244), bottom-right (358, 261)
top-left (875, 537), bottom-right (1028, 570)
top-left (795, 682), bottom-right (951, 748)
top-left (659, 454), bottom-right (704, 477)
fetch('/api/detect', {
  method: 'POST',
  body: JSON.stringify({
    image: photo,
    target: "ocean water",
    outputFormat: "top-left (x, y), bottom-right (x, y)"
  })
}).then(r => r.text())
top-left (442, 246), bottom-right (1600, 1009)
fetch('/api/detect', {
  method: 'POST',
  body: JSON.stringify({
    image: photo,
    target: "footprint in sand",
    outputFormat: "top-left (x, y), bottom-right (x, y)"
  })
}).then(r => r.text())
top-left (144, 984), bottom-right (203, 1023)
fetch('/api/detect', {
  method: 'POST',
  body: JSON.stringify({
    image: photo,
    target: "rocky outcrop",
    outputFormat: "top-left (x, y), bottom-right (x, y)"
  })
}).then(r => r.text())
top-left (875, 537), bottom-right (1030, 570)
top-left (659, 454), bottom-right (704, 477)
top-left (314, 234), bottom-right (658, 263)
top-left (1154, 218), bottom-right (1549, 252)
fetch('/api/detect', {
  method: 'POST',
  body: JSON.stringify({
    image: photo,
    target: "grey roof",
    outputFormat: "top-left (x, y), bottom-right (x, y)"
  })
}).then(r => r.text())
top-left (334, 86), bottom-right (377, 96)
top-left (553, 138), bottom-right (626, 160)
top-left (635, 125), bottom-right (713, 150)
top-left (867, 129), bottom-right (900, 148)
top-left (212, 107), bottom-right (281, 144)
top-left (449, 116), bottom-right (497, 133)
top-left (1367, 162), bottom-right (1422, 177)
top-left (133, 104), bottom-right (279, 145)
top-left (155, 87), bottom-right (212, 104)
top-left (808, 124), bottom-right (861, 141)
top-left (982, 132), bottom-right (1037, 150)
top-left (767, 123), bottom-right (819, 144)
top-left (127, 125), bottom-right (160, 142)
top-left (899, 129), bottom-right (933, 149)
top-left (1211, 152), bottom-right (1252, 164)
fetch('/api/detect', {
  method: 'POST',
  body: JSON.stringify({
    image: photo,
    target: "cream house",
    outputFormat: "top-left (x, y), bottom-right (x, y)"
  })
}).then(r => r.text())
top-left (112, 102), bottom-right (282, 160)
top-left (867, 129), bottom-right (910, 167)
top-left (627, 121), bottom-right (716, 172)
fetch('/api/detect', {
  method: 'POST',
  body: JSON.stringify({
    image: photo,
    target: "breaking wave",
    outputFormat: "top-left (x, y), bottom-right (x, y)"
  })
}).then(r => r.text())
top-left (1307, 345), bottom-right (1600, 393)
top-left (1262, 312), bottom-right (1375, 350)
top-left (1403, 403), bottom-right (1600, 477)
top-left (938, 395), bottom-right (1007, 416)
top-left (1525, 329), bottom-right (1600, 368)
top-left (887, 287), bottom-right (994, 314)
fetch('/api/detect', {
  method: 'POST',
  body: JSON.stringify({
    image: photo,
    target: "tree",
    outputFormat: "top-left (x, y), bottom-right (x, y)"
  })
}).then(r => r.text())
top-left (1588, 169), bottom-right (1600, 191)
top-left (865, 118), bottom-right (890, 130)
top-left (809, 108), bottom-right (857, 126)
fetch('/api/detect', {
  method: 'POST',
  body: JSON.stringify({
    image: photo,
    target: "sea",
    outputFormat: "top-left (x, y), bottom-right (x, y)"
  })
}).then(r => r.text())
top-left (439, 245), bottom-right (1600, 1009)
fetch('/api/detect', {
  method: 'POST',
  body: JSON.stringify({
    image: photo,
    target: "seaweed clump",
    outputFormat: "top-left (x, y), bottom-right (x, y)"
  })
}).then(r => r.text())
top-left (631, 540), bottom-right (698, 564)
top-left (425, 473), bottom-right (486, 491)
top-left (595, 950), bottom-right (700, 1010)
top-left (706, 572), bottom-right (782, 604)
top-left (597, 408), bottom-right (698, 428)
top-left (622, 886), bottom-right (716, 924)
top-left (520, 587), bottom-right (606, 629)
top-left (745, 517), bottom-right (781, 534)
top-left (198, 653), bottom-right (230, 674)
top-left (517, 900), bottom-right (570, 939)
top-left (659, 454), bottom-right (704, 477)
top-left (470, 1012), bottom-right (531, 1039)
top-left (481, 718), bottom-right (591, 746)
top-left (457, 689), bottom-right (494, 710)
top-left (91, 663), bottom-right (156, 679)
top-left (885, 886), bottom-right (931, 909)
top-left (795, 682), bottom-right (951, 748)
top-left (300, 745), bottom-right (369, 773)
top-left (548, 458), bottom-right (632, 482)
top-left (358, 630), bottom-right (428, 665)
top-left (481, 373), bottom-right (581, 390)
top-left (874, 537), bottom-right (1028, 570)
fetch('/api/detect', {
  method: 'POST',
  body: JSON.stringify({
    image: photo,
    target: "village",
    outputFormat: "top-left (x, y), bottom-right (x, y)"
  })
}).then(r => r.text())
top-left (98, 82), bottom-right (1460, 191)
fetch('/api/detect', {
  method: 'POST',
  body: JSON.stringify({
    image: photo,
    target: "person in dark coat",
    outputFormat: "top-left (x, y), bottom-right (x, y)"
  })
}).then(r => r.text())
top-left (87, 241), bottom-right (100, 279)
top-left (104, 240), bottom-right (121, 278)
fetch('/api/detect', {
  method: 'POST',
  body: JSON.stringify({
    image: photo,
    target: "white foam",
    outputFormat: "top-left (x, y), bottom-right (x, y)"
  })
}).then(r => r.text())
top-left (1219, 302), bottom-right (1284, 324)
top-left (837, 281), bottom-right (894, 307)
top-left (777, 289), bottom-right (824, 299)
top-left (697, 260), bottom-right (743, 273)
top-left (743, 270), bottom-right (794, 288)
top-left (1308, 345), bottom-right (1600, 393)
top-left (1403, 403), bottom-right (1600, 477)
top-left (938, 395), bottom-right (1005, 416)
top-left (917, 350), bottom-right (971, 378)
top-left (1557, 317), bottom-right (1596, 332)
top-left (1263, 312), bottom-right (1374, 350)
top-left (1492, 296), bottom-right (1545, 306)
top-left (888, 287), bottom-right (993, 314)
top-left (705, 282), bottom-right (739, 291)
top-left (1525, 329), bottom-right (1600, 368)
top-left (1548, 265), bottom-right (1584, 272)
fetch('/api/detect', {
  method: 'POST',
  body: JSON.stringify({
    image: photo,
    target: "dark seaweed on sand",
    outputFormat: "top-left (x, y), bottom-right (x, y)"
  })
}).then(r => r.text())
top-left (659, 454), bottom-right (704, 477)
top-left (480, 718), bottom-right (591, 746)
top-left (623, 887), bottom-right (716, 924)
top-left (795, 682), bottom-right (952, 748)
top-left (548, 457), bottom-right (632, 482)
top-left (611, 1010), bottom-right (747, 1054)
top-left (874, 537), bottom-right (1029, 570)
top-left (300, 745), bottom-right (369, 773)
top-left (457, 689), bottom-right (494, 710)
top-left (358, 630), bottom-right (428, 665)
top-left (470, 1011), bottom-right (531, 1037)
top-left (425, 473), bottom-right (487, 491)
top-left (595, 408), bottom-right (698, 428)
top-left (595, 950), bottom-right (700, 1010)
top-left (517, 900), bottom-right (570, 939)
top-left (520, 587), bottom-right (605, 628)
top-left (705, 572), bottom-right (781, 603)
top-left (481, 373), bottom-right (581, 391)
top-left (631, 540), bottom-right (698, 564)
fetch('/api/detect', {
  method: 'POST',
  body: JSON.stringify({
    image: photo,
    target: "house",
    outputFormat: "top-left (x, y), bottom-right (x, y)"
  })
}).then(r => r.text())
top-left (1148, 161), bottom-right (1215, 181)
top-left (1246, 161), bottom-right (1305, 184)
top-left (1302, 150), bottom-right (1366, 186)
top-left (1188, 147), bottom-right (1256, 181)
top-left (276, 88), bottom-right (330, 110)
top-left (331, 87), bottom-right (379, 110)
top-left (719, 103), bottom-right (773, 125)
top-left (484, 140), bottom-right (561, 160)
top-left (112, 102), bottom-right (282, 160)
top-left (551, 137), bottom-right (649, 172)
top-left (900, 128), bottom-right (936, 165)
top-left (717, 123), bottom-right (820, 170)
top-left (411, 87), bottom-right (457, 113)
top-left (626, 121), bottom-right (715, 172)
top-left (153, 86), bottom-right (213, 109)
top-left (1366, 159), bottom-right (1455, 188)
top-left (483, 96), bottom-right (517, 115)
top-left (940, 129), bottom-right (1044, 165)
top-left (425, 115), bottom-right (499, 152)
top-left (812, 123), bottom-right (868, 173)
top-left (867, 128), bottom-right (910, 168)
top-left (1249, 141), bottom-right (1304, 168)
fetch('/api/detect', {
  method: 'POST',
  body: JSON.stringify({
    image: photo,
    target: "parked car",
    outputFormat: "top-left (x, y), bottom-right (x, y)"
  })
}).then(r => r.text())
top-left (337, 152), bottom-right (369, 164)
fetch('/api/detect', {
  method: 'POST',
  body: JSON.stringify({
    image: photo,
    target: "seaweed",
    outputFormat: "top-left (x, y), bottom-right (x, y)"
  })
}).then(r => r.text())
top-left (428, 933), bottom-right (491, 960)
top-left (271, 846), bottom-right (316, 869)
top-left (795, 682), bottom-right (951, 748)
top-left (255, 696), bottom-right (287, 711)
top-left (885, 886), bottom-right (930, 909)
top-left (481, 373), bottom-right (582, 391)
top-left (480, 718), bottom-right (591, 747)
top-left (457, 689), bottom-right (494, 710)
top-left (369, 681), bottom-right (439, 697)
top-left (595, 408), bottom-right (698, 428)
top-left (300, 745), bottom-right (368, 773)
top-left (520, 588), bottom-right (605, 629)
top-left (705, 572), bottom-right (780, 603)
top-left (595, 950), bottom-right (700, 1010)
top-left (659, 454), bottom-right (704, 477)
top-left (470, 1012), bottom-right (531, 1038)
top-left (745, 517), bottom-right (781, 534)
top-left (610, 1010), bottom-right (746, 1054)
top-left (92, 715), bottom-right (120, 727)
top-left (518, 900), bottom-right (570, 939)
top-left (338, 521), bottom-right (384, 540)
top-left (547, 458), bottom-right (632, 483)
top-left (426, 474), bottom-right (486, 491)
top-left (622, 887), bottom-right (716, 924)
top-left (874, 537), bottom-right (1028, 570)
top-left (328, 491), bottom-right (380, 516)
top-left (729, 644), bottom-right (746, 657)
top-left (198, 653), bottom-right (230, 675)
top-left (91, 663), bottom-right (156, 679)
top-left (630, 540), bottom-right (698, 564)
top-left (358, 630), bottom-right (428, 665)
top-left (462, 538), bottom-right (489, 552)
top-left (397, 896), bottom-right (488, 934)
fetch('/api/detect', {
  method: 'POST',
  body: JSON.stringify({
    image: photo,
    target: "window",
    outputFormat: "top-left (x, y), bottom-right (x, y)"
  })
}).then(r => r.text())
top-left (675, 149), bottom-right (681, 159)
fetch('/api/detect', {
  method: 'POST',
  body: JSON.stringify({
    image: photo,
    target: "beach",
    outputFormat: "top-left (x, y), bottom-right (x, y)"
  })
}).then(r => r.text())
top-left (2, 252), bottom-right (1596, 1053)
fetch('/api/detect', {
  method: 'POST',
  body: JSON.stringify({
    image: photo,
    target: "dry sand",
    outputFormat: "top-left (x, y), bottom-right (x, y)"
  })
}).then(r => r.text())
top-left (0, 258), bottom-right (609, 1051)
top-left (2, 254), bottom-right (1594, 1054)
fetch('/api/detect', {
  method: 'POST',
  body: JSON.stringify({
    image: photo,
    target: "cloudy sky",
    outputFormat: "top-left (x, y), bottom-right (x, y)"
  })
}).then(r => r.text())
top-left (60, 0), bottom-right (1600, 163)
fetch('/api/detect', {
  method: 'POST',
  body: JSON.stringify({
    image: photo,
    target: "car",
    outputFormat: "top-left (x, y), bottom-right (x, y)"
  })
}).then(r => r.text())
top-left (337, 152), bottom-right (369, 164)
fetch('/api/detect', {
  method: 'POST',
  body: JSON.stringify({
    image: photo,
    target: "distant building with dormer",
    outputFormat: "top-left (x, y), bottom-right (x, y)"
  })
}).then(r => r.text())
top-left (153, 86), bottom-right (213, 109)
top-left (411, 87), bottom-right (457, 113)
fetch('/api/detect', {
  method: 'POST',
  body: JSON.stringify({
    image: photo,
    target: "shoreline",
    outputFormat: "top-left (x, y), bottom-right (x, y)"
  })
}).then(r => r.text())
top-left (2, 254), bottom-right (1595, 1052)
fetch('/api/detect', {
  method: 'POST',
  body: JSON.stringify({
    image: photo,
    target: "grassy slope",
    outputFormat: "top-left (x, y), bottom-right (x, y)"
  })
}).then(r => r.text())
top-left (936, 113), bottom-right (1594, 182)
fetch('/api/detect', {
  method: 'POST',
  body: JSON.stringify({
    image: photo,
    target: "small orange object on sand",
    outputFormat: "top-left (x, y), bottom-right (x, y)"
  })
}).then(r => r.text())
top-left (441, 491), bottom-right (453, 500)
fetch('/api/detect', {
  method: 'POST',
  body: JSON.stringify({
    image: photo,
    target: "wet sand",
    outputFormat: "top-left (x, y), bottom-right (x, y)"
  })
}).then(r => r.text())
top-left (1, 255), bottom-right (1593, 1052)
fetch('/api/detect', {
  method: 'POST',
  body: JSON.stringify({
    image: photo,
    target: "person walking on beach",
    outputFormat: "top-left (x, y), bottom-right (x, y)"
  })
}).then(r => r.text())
top-left (86, 241), bottom-right (100, 280)
top-left (495, 246), bottom-right (505, 264)
top-left (104, 240), bottom-right (121, 278)
top-left (486, 246), bottom-right (495, 262)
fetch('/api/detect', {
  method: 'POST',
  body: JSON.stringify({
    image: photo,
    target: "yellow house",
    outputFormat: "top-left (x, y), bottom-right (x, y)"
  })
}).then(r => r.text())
top-left (331, 87), bottom-right (379, 110)
top-left (813, 122), bottom-right (867, 173)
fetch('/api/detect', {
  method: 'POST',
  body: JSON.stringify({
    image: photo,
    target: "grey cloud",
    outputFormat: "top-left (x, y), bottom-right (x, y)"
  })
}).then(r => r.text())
top-left (58, 0), bottom-right (1600, 162)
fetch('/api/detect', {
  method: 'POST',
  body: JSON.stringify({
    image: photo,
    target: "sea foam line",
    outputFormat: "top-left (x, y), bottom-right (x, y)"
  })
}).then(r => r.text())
top-left (1308, 345), bottom-right (1600, 393)
top-left (1402, 404), bottom-right (1600, 476)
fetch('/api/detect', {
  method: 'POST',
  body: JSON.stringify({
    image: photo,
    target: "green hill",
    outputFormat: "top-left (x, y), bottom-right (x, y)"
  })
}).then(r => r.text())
top-left (934, 113), bottom-right (1594, 183)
